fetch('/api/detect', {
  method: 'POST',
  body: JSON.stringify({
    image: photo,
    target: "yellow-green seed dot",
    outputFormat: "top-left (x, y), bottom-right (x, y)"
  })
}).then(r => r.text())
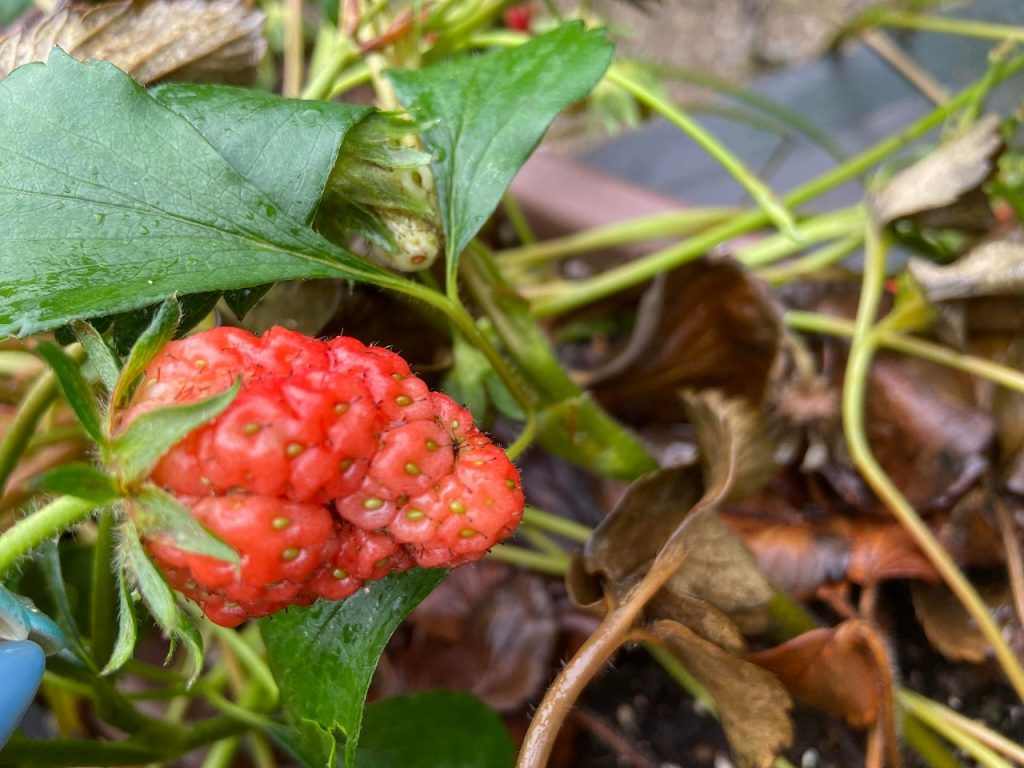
top-left (397, 494), bottom-right (409, 506)
top-left (450, 420), bottom-right (460, 430)
top-left (334, 402), bottom-right (350, 414)
top-left (473, 460), bottom-right (485, 466)
top-left (449, 500), bottom-right (466, 515)
top-left (271, 516), bottom-right (291, 530)
top-left (332, 568), bottom-right (349, 580)
top-left (200, 476), bottom-right (212, 486)
top-left (281, 547), bottom-right (300, 561)
top-left (340, 458), bottom-right (354, 471)
top-left (395, 395), bottom-right (412, 407)
top-left (363, 497), bottom-right (384, 510)
top-left (391, 373), bottom-right (405, 381)
top-left (286, 442), bottom-right (305, 457)
top-left (485, 498), bottom-right (494, 506)
top-left (425, 439), bottom-right (439, 452)
top-left (243, 422), bottom-right (262, 435)
top-left (194, 358), bottom-right (207, 369)
top-left (406, 508), bottom-right (425, 520)
top-left (404, 462), bottom-right (421, 476)
top-left (505, 479), bottom-right (516, 489)
top-left (374, 557), bottom-right (390, 569)
top-left (459, 528), bottom-right (476, 538)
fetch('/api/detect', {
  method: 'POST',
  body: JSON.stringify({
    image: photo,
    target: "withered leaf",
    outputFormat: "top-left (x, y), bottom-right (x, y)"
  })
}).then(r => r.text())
top-left (910, 237), bottom-right (1024, 304)
top-left (868, 115), bottom-right (1003, 226)
top-left (583, 392), bottom-right (775, 632)
top-left (0, 0), bottom-right (265, 85)
top-left (584, 259), bottom-right (782, 423)
top-left (911, 581), bottom-right (991, 664)
top-left (652, 619), bottom-right (793, 768)
top-left (386, 563), bottom-right (558, 712)
top-left (748, 620), bottom-right (891, 730)
top-left (853, 352), bottom-right (992, 513)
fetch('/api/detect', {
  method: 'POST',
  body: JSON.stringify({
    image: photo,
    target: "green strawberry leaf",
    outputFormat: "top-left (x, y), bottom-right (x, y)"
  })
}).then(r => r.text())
top-left (111, 378), bottom-right (241, 483)
top-left (0, 50), bottom-right (404, 339)
top-left (112, 298), bottom-right (182, 410)
top-left (101, 566), bottom-right (138, 676)
top-left (129, 485), bottom-right (239, 564)
top-left (355, 691), bottom-right (515, 768)
top-left (118, 522), bottom-right (204, 684)
top-left (387, 22), bottom-right (614, 287)
top-left (261, 568), bottom-right (446, 768)
top-left (33, 463), bottom-right (122, 504)
top-left (151, 84), bottom-right (371, 224)
top-left (35, 342), bottom-right (104, 446)
top-left (72, 321), bottom-right (122, 393)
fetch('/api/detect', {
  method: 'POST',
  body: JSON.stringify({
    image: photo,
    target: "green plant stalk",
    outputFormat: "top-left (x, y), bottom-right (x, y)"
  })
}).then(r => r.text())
top-left (498, 207), bottom-right (741, 270)
top-left (0, 495), bottom-right (96, 576)
top-left (504, 409), bottom-right (536, 460)
top-left (899, 693), bottom-right (1013, 768)
top-left (605, 65), bottom-right (797, 240)
top-left (0, 351), bottom-right (83, 493)
top-left (522, 506), bottom-right (592, 543)
top-left (842, 224), bottom-right (1024, 702)
top-left (785, 311), bottom-right (1024, 395)
top-left (0, 737), bottom-right (162, 766)
top-left (735, 205), bottom-right (865, 268)
top-left (327, 61), bottom-right (372, 98)
top-left (528, 53), bottom-right (1024, 317)
top-left (519, 525), bottom-right (572, 562)
top-left (302, 35), bottom-right (359, 100)
top-left (902, 712), bottom-right (967, 768)
top-left (876, 11), bottom-right (1024, 42)
top-left (756, 234), bottom-right (863, 285)
top-left (503, 192), bottom-right (537, 246)
top-left (900, 689), bottom-right (1024, 765)
top-left (208, 624), bottom-right (279, 701)
top-left (90, 510), bottom-right (118, 669)
top-left (488, 543), bottom-right (568, 575)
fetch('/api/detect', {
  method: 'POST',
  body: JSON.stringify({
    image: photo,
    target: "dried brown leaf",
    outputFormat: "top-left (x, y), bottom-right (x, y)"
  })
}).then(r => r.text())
top-left (0, 0), bottom-right (265, 85)
top-left (869, 354), bottom-right (991, 511)
top-left (585, 259), bottom-right (782, 423)
top-left (748, 620), bottom-right (890, 729)
top-left (652, 619), bottom-right (793, 768)
top-left (911, 237), bottom-right (1024, 302)
top-left (386, 562), bottom-right (558, 711)
top-left (868, 115), bottom-right (1003, 226)
top-left (911, 581), bottom-right (991, 664)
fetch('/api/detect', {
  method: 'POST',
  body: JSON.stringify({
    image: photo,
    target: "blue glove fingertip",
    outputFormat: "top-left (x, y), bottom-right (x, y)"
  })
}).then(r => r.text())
top-left (0, 640), bottom-right (45, 750)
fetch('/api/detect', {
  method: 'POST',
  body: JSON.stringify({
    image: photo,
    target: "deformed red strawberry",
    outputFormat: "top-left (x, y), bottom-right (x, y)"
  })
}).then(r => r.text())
top-left (121, 326), bottom-right (524, 627)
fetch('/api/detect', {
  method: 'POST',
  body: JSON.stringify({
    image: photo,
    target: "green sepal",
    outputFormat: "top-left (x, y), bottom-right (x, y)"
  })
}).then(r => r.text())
top-left (36, 341), bottom-right (105, 446)
top-left (112, 297), bottom-right (182, 409)
top-left (130, 485), bottom-right (239, 565)
top-left (111, 378), bottom-right (241, 483)
top-left (33, 463), bottom-right (122, 504)
top-left (101, 566), bottom-right (138, 676)
top-left (72, 321), bottom-right (122, 393)
top-left (118, 522), bottom-right (204, 685)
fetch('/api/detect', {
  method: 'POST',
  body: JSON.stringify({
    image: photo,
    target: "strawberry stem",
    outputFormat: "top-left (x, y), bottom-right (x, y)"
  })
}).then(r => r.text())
top-left (0, 495), bottom-right (96, 577)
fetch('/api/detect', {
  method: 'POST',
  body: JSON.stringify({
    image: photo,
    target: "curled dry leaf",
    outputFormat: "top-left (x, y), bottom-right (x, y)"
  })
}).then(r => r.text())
top-left (651, 619), bottom-right (793, 768)
top-left (0, 0), bottom-right (265, 85)
top-left (582, 393), bottom-right (776, 632)
top-left (911, 237), bottom-right (1024, 303)
top-left (383, 562), bottom-right (558, 712)
top-left (868, 115), bottom-right (1003, 226)
top-left (583, 259), bottom-right (782, 423)
top-left (748, 620), bottom-right (894, 731)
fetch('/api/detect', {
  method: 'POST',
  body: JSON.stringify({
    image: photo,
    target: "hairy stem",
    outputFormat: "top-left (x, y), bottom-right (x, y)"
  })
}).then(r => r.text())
top-left (0, 495), bottom-right (96, 576)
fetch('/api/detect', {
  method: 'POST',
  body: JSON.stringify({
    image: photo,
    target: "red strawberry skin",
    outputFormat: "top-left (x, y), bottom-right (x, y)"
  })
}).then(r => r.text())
top-left (123, 326), bottom-right (524, 627)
